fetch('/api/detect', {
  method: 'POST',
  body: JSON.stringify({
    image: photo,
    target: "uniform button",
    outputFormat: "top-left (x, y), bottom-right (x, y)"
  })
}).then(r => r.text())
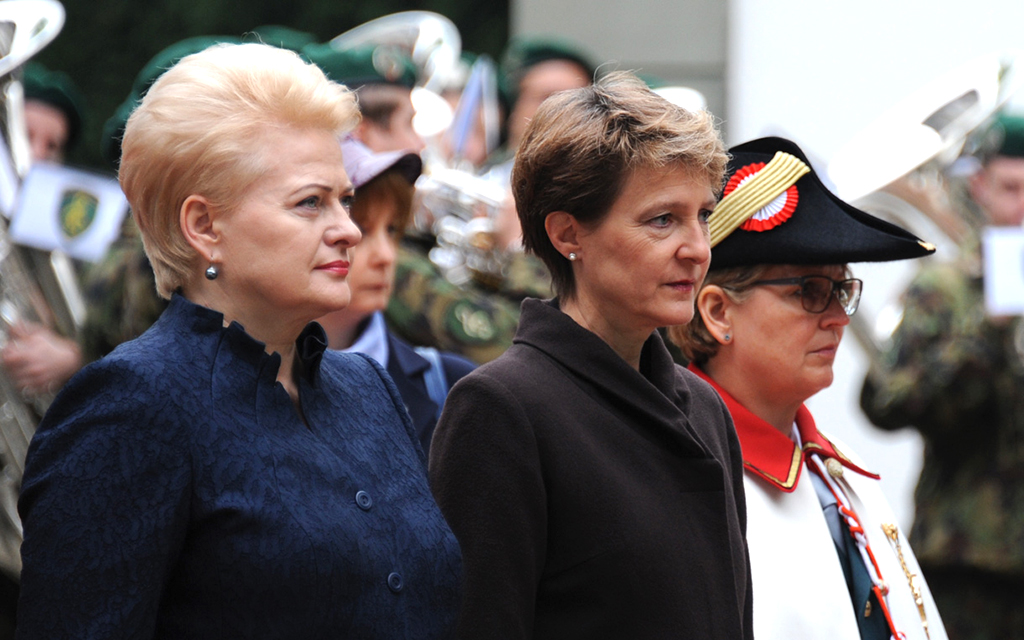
top-left (355, 490), bottom-right (372, 510)
top-left (387, 572), bottom-right (403, 593)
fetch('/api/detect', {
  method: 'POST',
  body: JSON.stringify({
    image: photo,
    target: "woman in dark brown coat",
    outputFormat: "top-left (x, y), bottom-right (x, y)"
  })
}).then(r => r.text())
top-left (428, 72), bottom-right (753, 640)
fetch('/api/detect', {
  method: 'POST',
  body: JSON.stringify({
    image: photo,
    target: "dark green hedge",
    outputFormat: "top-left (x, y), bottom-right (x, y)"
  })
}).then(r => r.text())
top-left (31, 0), bottom-right (508, 172)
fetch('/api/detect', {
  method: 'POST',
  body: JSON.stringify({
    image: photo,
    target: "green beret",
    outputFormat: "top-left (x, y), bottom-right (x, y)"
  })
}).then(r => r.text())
top-left (130, 35), bottom-right (241, 97)
top-left (991, 113), bottom-right (1024, 159)
top-left (243, 25), bottom-right (316, 52)
top-left (499, 35), bottom-right (595, 106)
top-left (21, 61), bottom-right (87, 149)
top-left (301, 43), bottom-right (417, 90)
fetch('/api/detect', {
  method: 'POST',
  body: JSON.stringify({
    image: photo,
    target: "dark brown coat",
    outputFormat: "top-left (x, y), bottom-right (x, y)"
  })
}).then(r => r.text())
top-left (429, 298), bottom-right (753, 640)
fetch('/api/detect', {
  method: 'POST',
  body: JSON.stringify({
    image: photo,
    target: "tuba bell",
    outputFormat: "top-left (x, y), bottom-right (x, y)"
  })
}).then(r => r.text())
top-left (0, 0), bottom-right (80, 582)
top-left (827, 50), bottom-right (1024, 357)
top-left (329, 11), bottom-right (512, 287)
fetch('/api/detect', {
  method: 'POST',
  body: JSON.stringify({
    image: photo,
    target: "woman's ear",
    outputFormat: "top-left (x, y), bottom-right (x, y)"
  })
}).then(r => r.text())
top-left (180, 195), bottom-right (219, 262)
top-left (544, 210), bottom-right (580, 260)
top-left (697, 284), bottom-right (733, 345)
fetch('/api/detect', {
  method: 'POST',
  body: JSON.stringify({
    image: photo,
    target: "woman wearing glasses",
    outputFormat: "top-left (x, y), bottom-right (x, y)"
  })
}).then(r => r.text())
top-left (670, 137), bottom-right (947, 640)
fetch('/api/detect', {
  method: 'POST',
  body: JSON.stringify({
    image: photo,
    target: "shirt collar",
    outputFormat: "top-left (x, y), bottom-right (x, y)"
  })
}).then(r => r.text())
top-left (687, 363), bottom-right (878, 492)
top-left (343, 311), bottom-right (390, 367)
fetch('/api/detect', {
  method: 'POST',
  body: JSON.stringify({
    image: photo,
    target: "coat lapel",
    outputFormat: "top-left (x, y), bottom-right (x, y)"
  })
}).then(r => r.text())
top-left (386, 334), bottom-right (437, 444)
top-left (513, 299), bottom-right (711, 459)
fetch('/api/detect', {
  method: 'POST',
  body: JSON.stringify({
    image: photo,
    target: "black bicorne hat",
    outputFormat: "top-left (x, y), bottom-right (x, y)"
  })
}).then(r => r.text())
top-left (708, 137), bottom-right (936, 271)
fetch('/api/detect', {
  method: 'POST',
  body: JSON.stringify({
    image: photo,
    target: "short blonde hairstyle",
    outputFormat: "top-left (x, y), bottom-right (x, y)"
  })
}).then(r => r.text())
top-left (512, 71), bottom-right (727, 300)
top-left (119, 42), bottom-right (360, 298)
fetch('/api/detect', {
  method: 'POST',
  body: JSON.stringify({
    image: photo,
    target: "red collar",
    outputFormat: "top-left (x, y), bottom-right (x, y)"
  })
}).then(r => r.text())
top-left (688, 364), bottom-right (879, 492)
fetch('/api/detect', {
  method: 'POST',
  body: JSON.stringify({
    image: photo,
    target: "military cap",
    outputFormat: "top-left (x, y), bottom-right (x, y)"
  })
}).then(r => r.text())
top-left (341, 136), bottom-right (421, 190)
top-left (102, 35), bottom-right (240, 166)
top-left (302, 43), bottom-right (417, 90)
top-left (243, 25), bottom-right (315, 52)
top-left (499, 35), bottom-right (595, 106)
top-left (21, 61), bottom-right (87, 149)
top-left (130, 35), bottom-right (241, 97)
top-left (708, 137), bottom-right (936, 271)
top-left (986, 112), bottom-right (1024, 160)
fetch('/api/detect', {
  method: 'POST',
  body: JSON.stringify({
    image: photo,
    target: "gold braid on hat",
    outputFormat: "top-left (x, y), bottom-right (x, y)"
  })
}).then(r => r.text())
top-left (709, 151), bottom-right (811, 247)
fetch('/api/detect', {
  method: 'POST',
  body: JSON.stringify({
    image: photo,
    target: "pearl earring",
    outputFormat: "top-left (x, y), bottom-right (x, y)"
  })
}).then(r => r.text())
top-left (568, 252), bottom-right (577, 261)
top-left (205, 264), bottom-right (219, 280)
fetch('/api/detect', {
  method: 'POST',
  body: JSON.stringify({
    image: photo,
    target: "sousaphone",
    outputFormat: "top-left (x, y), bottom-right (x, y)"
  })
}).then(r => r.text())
top-left (827, 50), bottom-right (1024, 355)
top-left (0, 0), bottom-right (72, 582)
top-left (330, 12), bottom-right (512, 287)
top-left (330, 10), bottom-right (461, 139)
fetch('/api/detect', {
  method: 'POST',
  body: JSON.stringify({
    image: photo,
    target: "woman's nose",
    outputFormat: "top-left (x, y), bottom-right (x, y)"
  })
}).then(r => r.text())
top-left (821, 294), bottom-right (851, 327)
top-left (365, 229), bottom-right (397, 267)
top-left (327, 208), bottom-right (361, 248)
top-left (678, 222), bottom-right (711, 265)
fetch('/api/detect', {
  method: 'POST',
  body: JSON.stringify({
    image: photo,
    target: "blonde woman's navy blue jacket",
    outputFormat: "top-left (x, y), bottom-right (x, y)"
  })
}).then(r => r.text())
top-left (17, 294), bottom-right (462, 639)
top-left (429, 298), bottom-right (753, 640)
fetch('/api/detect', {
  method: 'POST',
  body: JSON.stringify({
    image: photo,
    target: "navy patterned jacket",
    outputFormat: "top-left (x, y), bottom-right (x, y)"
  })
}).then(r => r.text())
top-left (17, 294), bottom-right (462, 639)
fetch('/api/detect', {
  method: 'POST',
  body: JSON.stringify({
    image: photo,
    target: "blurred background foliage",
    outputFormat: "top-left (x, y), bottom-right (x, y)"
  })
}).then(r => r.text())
top-left (31, 0), bottom-right (509, 172)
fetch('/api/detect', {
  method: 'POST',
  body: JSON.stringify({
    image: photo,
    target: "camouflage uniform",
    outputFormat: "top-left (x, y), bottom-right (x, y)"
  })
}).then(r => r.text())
top-left (493, 251), bottom-right (553, 302)
top-left (386, 243), bottom-right (522, 365)
top-left (79, 218), bottom-right (167, 362)
top-left (860, 243), bottom-right (1024, 639)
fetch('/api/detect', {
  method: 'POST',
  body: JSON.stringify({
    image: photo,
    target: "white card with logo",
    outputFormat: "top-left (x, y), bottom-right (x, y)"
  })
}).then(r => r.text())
top-left (982, 226), bottom-right (1024, 316)
top-left (8, 162), bottom-right (129, 262)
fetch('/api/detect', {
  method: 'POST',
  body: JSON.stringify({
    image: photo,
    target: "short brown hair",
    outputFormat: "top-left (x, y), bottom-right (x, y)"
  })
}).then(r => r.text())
top-left (512, 71), bottom-right (727, 300)
top-left (350, 169), bottom-right (415, 235)
top-left (668, 265), bottom-right (770, 366)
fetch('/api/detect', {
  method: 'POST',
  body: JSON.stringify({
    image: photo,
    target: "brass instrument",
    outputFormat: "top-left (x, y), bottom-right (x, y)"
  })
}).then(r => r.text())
top-left (329, 11), bottom-right (462, 94)
top-left (827, 50), bottom-right (1024, 356)
top-left (418, 164), bottom-right (508, 287)
top-left (0, 0), bottom-right (74, 582)
top-left (330, 12), bottom-right (513, 287)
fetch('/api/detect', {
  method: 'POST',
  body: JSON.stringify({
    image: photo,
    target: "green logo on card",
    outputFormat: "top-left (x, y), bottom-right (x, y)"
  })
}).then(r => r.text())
top-left (59, 189), bottom-right (98, 238)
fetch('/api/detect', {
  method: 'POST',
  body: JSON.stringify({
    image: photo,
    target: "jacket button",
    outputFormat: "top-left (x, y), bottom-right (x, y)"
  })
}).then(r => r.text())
top-left (355, 490), bottom-right (372, 510)
top-left (387, 572), bottom-right (404, 593)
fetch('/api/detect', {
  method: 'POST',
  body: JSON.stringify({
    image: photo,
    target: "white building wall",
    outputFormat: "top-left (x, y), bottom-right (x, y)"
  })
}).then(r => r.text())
top-left (512, 0), bottom-right (728, 125)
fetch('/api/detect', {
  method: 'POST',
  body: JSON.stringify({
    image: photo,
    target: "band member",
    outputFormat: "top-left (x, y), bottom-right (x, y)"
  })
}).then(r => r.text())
top-left (302, 43), bottom-right (424, 153)
top-left (861, 113), bottom-right (1024, 640)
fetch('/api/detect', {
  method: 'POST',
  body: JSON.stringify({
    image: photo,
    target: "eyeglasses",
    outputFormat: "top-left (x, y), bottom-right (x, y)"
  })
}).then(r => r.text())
top-left (748, 275), bottom-right (863, 316)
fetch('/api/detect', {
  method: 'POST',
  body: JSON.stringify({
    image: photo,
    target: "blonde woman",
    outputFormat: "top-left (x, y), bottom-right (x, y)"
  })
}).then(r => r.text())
top-left (17, 43), bottom-right (461, 638)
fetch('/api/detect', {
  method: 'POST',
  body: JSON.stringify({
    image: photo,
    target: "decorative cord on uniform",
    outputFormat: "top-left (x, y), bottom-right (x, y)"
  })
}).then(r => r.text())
top-left (806, 454), bottom-right (906, 640)
top-left (882, 523), bottom-right (930, 639)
